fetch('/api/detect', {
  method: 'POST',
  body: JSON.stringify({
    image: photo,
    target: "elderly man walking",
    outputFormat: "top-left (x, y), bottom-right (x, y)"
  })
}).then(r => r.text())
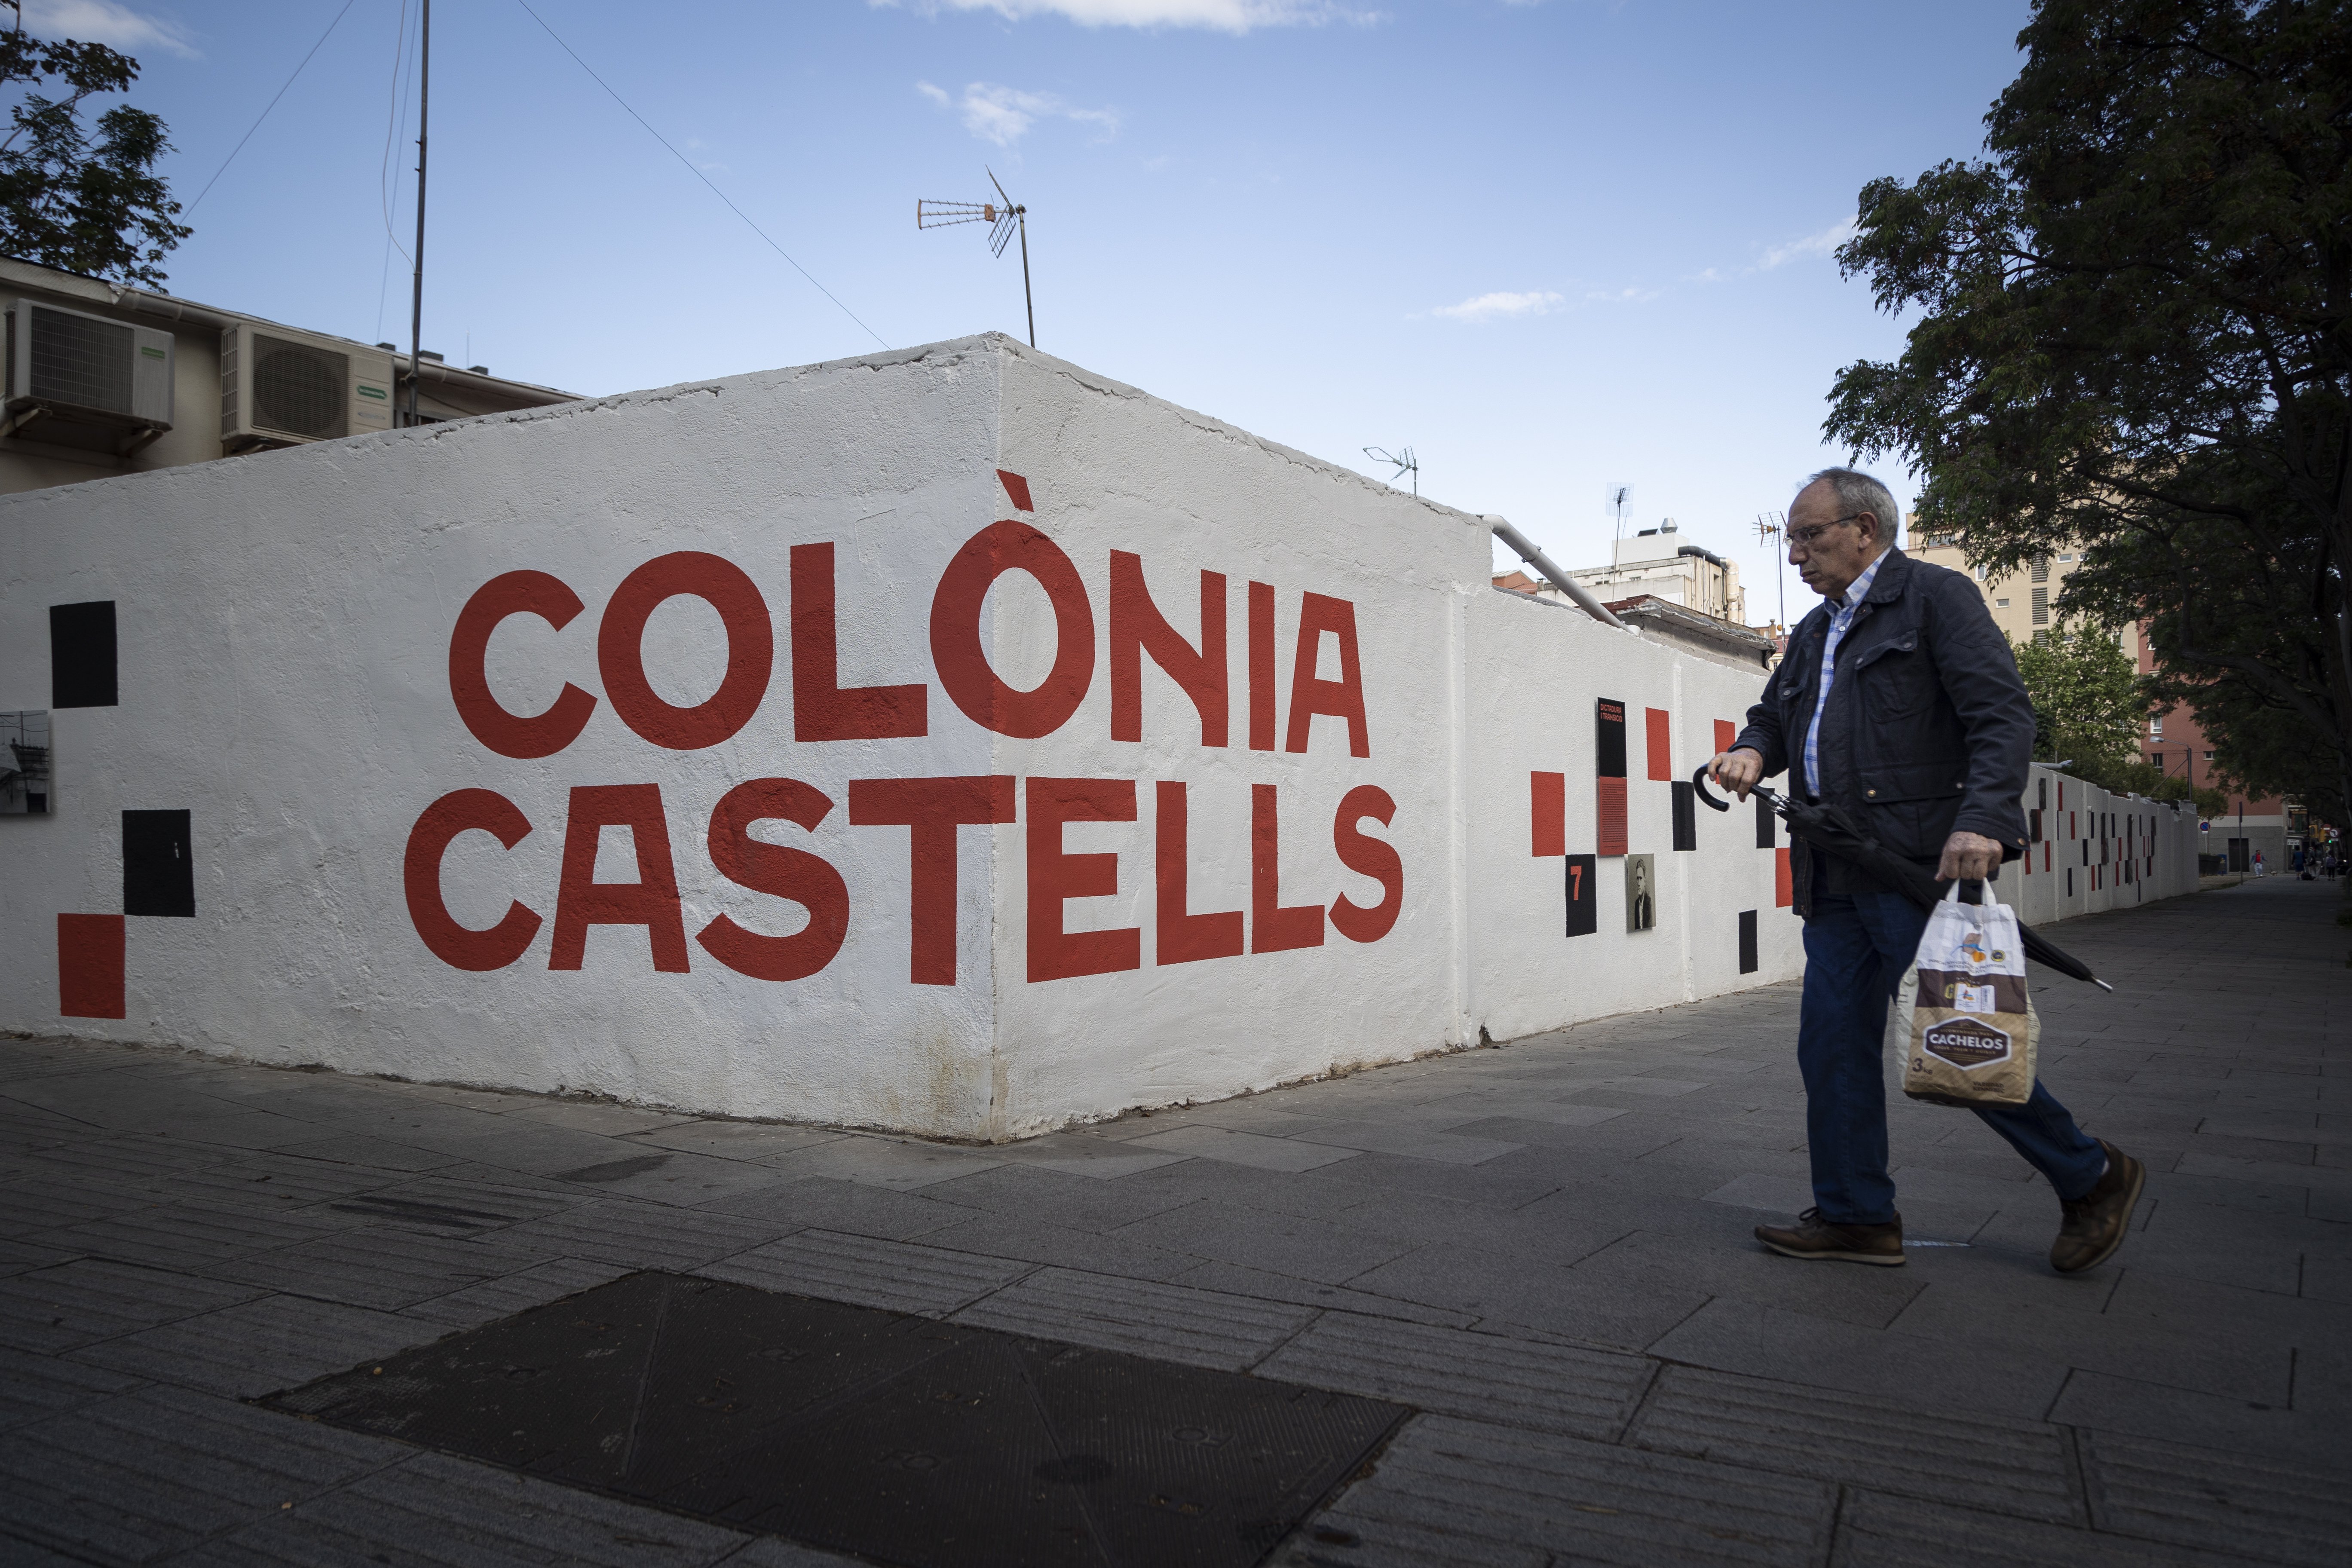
top-left (1709, 469), bottom-right (2144, 1273)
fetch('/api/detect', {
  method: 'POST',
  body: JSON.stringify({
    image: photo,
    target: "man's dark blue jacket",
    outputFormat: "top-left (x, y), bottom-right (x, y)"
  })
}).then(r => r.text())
top-left (1731, 548), bottom-right (2034, 915)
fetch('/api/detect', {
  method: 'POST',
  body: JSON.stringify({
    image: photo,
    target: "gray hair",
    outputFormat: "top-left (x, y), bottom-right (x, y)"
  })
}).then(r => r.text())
top-left (1804, 467), bottom-right (1901, 545)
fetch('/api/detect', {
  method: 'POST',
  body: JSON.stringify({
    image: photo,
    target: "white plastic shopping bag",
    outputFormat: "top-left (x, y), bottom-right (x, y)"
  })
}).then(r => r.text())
top-left (1894, 882), bottom-right (2037, 1108)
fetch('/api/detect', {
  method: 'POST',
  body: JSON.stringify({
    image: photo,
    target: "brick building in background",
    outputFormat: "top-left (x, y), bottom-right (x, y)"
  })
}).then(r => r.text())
top-left (1910, 525), bottom-right (2292, 872)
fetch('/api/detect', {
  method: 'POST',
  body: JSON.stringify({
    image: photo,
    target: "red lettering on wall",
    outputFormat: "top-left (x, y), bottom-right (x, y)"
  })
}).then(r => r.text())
top-left (697, 778), bottom-right (850, 982)
top-left (997, 469), bottom-right (1035, 511)
top-left (1645, 708), bottom-right (1672, 782)
top-left (448, 571), bottom-right (597, 759)
top-left (1109, 551), bottom-right (1228, 747)
top-left (404, 787), bottom-right (543, 971)
top-left (1250, 783), bottom-right (1325, 952)
top-left (1530, 772), bottom-right (1565, 858)
top-left (1284, 593), bottom-right (1370, 757)
top-left (549, 784), bottom-right (690, 972)
top-left (1027, 778), bottom-right (1143, 982)
top-left (1330, 785), bottom-right (1403, 943)
top-left (598, 553), bottom-right (773, 750)
top-left (848, 776), bottom-right (1016, 985)
top-left (790, 542), bottom-right (926, 741)
top-left (1247, 580), bottom-right (1277, 752)
top-left (1154, 781), bottom-right (1243, 965)
top-left (57, 913), bottom-right (126, 1018)
top-left (930, 521), bottom-right (1095, 738)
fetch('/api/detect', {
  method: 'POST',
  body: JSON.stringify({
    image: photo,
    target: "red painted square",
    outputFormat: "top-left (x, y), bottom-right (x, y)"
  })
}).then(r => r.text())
top-left (1645, 708), bottom-right (1672, 782)
top-left (1530, 771), bottom-right (1565, 857)
top-left (1774, 847), bottom-right (1793, 908)
top-left (58, 914), bottom-right (125, 1019)
top-left (1596, 776), bottom-right (1627, 857)
top-left (1714, 720), bottom-right (1736, 754)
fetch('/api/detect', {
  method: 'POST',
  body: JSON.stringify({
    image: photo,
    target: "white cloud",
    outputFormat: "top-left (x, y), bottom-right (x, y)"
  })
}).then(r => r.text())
top-left (1431, 289), bottom-right (1563, 323)
top-left (918, 80), bottom-right (1118, 145)
top-left (882, 0), bottom-right (1357, 34)
top-left (1759, 218), bottom-right (1856, 270)
top-left (1584, 286), bottom-right (1659, 304)
top-left (18, 0), bottom-right (197, 58)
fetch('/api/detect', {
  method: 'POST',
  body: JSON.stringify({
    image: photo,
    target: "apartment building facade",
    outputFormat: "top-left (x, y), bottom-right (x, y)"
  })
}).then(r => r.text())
top-left (1910, 526), bottom-right (2291, 870)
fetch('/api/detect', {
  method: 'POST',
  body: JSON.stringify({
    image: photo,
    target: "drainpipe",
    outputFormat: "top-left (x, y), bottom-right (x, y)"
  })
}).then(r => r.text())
top-left (1488, 517), bottom-right (1627, 629)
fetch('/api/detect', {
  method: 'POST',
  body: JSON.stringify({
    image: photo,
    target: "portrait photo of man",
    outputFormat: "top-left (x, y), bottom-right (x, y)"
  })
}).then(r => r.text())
top-left (1625, 853), bottom-right (1656, 932)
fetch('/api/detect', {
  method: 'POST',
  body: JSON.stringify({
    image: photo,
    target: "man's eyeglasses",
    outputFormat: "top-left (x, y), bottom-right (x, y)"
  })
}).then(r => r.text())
top-left (1787, 513), bottom-right (1869, 548)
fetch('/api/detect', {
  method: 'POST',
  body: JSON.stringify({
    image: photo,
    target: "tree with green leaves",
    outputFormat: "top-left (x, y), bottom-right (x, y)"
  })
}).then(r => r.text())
top-left (2012, 626), bottom-right (2149, 772)
top-left (1823, 0), bottom-right (2350, 833)
top-left (0, 2), bottom-right (187, 285)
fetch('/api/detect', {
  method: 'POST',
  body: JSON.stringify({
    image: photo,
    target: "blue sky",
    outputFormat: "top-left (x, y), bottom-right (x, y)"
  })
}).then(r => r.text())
top-left (29, 0), bottom-right (2032, 622)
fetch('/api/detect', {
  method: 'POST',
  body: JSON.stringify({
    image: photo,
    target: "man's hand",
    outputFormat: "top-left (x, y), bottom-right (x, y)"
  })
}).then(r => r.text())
top-left (1708, 747), bottom-right (1764, 802)
top-left (1938, 830), bottom-right (2004, 883)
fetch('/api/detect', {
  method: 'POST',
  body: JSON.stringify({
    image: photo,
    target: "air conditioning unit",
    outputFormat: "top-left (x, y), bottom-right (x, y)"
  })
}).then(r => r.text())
top-left (220, 322), bottom-right (395, 452)
top-left (3, 298), bottom-right (175, 454)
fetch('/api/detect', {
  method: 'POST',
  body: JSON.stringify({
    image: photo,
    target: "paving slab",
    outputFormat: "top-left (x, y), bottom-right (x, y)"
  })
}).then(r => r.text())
top-left (1256, 1312), bottom-right (1654, 1439)
top-left (1626, 1364), bottom-right (2085, 1523)
top-left (700, 1228), bottom-right (1036, 1316)
top-left (949, 1265), bottom-right (1317, 1370)
top-left (1285, 1412), bottom-right (1835, 1568)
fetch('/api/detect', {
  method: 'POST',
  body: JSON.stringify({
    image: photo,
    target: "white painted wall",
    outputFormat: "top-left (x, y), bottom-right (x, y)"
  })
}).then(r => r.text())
top-left (0, 335), bottom-right (2190, 1139)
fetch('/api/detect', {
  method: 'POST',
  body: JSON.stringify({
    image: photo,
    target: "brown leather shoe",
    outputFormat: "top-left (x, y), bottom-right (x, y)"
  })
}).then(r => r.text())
top-left (1755, 1208), bottom-right (1905, 1265)
top-left (2051, 1140), bottom-right (2145, 1274)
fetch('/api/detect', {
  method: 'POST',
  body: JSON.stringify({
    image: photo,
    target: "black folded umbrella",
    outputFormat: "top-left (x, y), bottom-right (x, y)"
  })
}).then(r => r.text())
top-left (1691, 767), bottom-right (2110, 991)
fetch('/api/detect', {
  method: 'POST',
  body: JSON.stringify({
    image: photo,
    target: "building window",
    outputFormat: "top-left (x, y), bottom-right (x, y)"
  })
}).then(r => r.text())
top-left (1996, 598), bottom-right (2010, 608)
top-left (2150, 716), bottom-right (2163, 741)
top-left (2059, 553), bottom-right (2075, 562)
top-left (2031, 585), bottom-right (2049, 625)
top-left (2031, 555), bottom-right (2050, 583)
top-left (2203, 750), bottom-right (2214, 760)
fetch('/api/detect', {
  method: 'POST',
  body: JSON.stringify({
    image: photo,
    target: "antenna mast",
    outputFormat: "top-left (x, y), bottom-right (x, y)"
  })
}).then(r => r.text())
top-left (1755, 511), bottom-right (1787, 632)
top-left (1604, 483), bottom-right (1633, 544)
top-left (916, 168), bottom-right (1034, 347)
top-left (407, 0), bottom-right (429, 428)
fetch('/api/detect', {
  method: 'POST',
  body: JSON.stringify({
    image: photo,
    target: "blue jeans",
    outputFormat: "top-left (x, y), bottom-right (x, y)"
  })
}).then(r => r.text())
top-left (1800, 890), bottom-right (2106, 1225)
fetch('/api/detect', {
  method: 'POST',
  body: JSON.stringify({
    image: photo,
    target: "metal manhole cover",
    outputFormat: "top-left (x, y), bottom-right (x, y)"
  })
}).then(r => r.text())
top-left (260, 1271), bottom-right (1403, 1567)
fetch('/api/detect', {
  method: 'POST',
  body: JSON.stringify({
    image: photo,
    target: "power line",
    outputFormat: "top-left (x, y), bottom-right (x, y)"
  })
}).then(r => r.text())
top-left (510, 0), bottom-right (888, 352)
top-left (185, 0), bottom-right (362, 215)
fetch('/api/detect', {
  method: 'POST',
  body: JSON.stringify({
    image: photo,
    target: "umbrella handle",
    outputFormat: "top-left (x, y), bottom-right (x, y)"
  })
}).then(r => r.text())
top-left (1690, 765), bottom-right (1733, 812)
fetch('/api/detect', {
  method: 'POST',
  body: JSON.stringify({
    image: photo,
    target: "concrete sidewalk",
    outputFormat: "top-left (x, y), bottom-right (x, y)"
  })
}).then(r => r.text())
top-left (2, 878), bottom-right (2346, 1566)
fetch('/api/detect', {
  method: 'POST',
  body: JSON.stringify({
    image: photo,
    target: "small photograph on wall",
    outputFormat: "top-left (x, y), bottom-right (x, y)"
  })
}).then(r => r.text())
top-left (0, 711), bottom-right (52, 815)
top-left (1626, 853), bottom-right (1656, 932)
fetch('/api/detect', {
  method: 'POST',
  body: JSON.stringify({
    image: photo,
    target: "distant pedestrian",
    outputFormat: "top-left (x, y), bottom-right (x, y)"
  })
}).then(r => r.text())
top-left (2254, 850), bottom-right (2267, 877)
top-left (1709, 468), bottom-right (2143, 1276)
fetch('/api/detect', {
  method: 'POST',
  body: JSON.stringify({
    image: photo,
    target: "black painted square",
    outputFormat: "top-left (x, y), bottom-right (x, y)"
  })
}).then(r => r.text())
top-left (1565, 853), bottom-right (1596, 937)
top-left (1755, 795), bottom-right (1776, 850)
top-left (262, 1272), bottom-right (1404, 1568)
top-left (1594, 698), bottom-right (1626, 778)
top-left (123, 809), bottom-right (193, 916)
top-left (49, 601), bottom-right (116, 708)
top-left (1738, 909), bottom-right (1758, 974)
top-left (1671, 781), bottom-right (1697, 851)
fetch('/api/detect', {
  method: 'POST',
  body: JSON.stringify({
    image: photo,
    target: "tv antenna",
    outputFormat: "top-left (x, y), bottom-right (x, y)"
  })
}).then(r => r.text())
top-left (917, 168), bottom-right (1034, 347)
top-left (1603, 483), bottom-right (1634, 542)
top-left (1755, 511), bottom-right (1788, 632)
top-left (1364, 445), bottom-right (1418, 496)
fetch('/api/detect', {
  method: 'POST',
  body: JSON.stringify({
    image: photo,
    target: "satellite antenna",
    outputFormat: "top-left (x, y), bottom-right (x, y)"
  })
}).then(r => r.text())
top-left (1603, 483), bottom-right (1634, 542)
top-left (916, 167), bottom-right (1035, 347)
top-left (1364, 445), bottom-right (1418, 496)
